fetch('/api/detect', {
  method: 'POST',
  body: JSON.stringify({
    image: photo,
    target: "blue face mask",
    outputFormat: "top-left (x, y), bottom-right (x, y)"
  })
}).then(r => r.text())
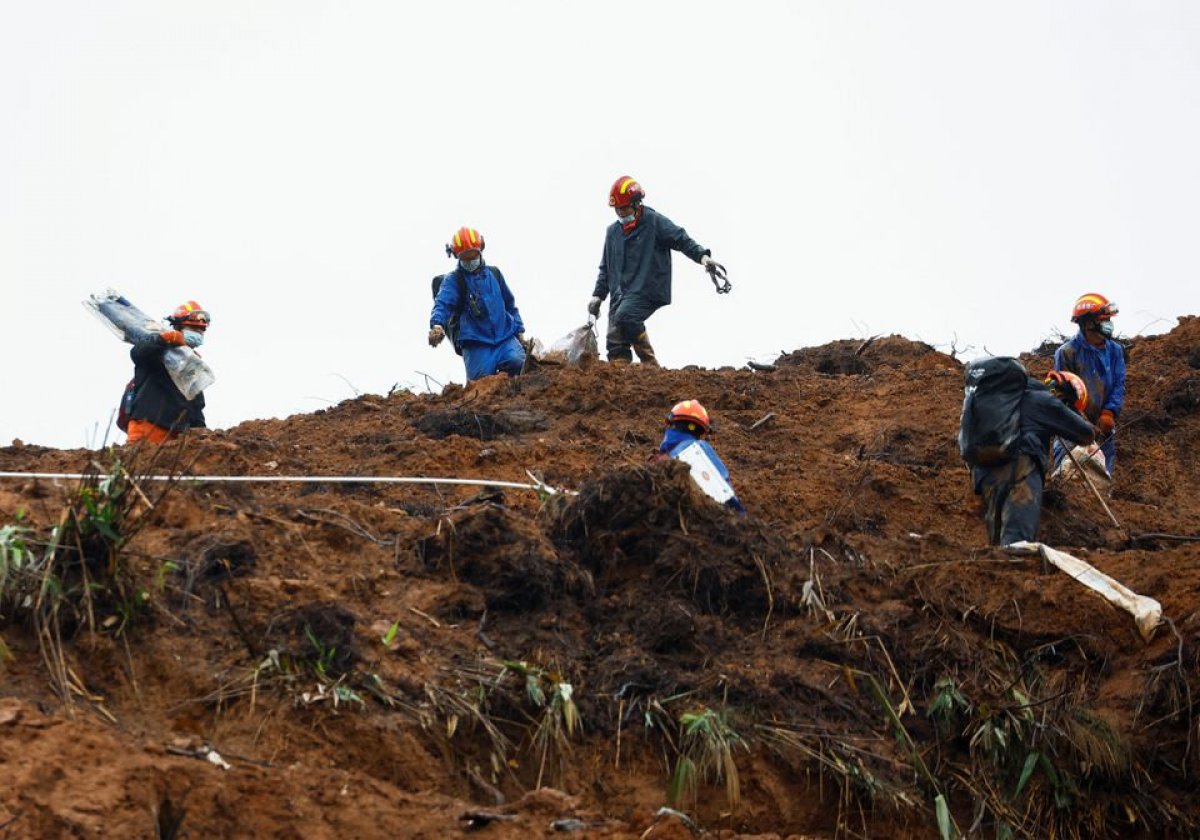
top-left (182, 329), bottom-right (205, 348)
top-left (460, 257), bottom-right (482, 273)
top-left (1097, 320), bottom-right (1114, 338)
top-left (617, 211), bottom-right (636, 226)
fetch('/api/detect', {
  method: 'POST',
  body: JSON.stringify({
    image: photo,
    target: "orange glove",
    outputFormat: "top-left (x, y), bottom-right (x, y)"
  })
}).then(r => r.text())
top-left (159, 330), bottom-right (187, 346)
top-left (1097, 410), bottom-right (1116, 434)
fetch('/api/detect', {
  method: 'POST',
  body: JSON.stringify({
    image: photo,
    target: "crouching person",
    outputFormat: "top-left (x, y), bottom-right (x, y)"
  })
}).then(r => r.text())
top-left (965, 363), bottom-right (1094, 546)
top-left (428, 226), bottom-right (528, 382)
top-left (652, 400), bottom-right (746, 516)
top-left (126, 301), bottom-right (210, 445)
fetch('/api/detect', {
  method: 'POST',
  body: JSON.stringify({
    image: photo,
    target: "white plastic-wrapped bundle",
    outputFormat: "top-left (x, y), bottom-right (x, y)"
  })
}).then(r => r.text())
top-left (1053, 444), bottom-right (1110, 487)
top-left (83, 289), bottom-right (215, 400)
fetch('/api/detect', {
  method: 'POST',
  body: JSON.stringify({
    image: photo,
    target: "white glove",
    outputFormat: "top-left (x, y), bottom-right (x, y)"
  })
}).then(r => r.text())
top-left (428, 325), bottom-right (446, 347)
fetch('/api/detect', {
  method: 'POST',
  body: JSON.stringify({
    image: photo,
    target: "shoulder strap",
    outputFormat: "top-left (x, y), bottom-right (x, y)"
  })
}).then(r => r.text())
top-left (489, 265), bottom-right (505, 287)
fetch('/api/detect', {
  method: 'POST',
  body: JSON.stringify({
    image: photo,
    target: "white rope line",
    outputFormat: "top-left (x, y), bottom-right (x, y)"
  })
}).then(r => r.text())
top-left (0, 471), bottom-right (564, 494)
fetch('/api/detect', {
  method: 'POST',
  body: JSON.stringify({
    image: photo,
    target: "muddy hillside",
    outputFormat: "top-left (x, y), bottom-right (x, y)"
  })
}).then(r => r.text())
top-left (1, 318), bottom-right (1199, 839)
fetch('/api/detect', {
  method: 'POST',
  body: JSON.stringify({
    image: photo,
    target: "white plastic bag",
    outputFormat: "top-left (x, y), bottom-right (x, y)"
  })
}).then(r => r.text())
top-left (1053, 444), bottom-right (1110, 487)
top-left (540, 323), bottom-right (599, 367)
top-left (83, 289), bottom-right (215, 400)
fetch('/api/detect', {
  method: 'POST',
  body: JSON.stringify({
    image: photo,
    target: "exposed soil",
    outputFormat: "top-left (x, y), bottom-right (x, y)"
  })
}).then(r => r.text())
top-left (1, 317), bottom-right (1199, 838)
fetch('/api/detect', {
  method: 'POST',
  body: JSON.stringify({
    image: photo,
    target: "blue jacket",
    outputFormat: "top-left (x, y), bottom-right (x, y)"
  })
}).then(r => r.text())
top-left (659, 428), bottom-right (746, 514)
top-left (660, 428), bottom-right (731, 477)
top-left (430, 264), bottom-right (525, 347)
top-left (1054, 332), bottom-right (1126, 423)
top-left (592, 206), bottom-right (709, 307)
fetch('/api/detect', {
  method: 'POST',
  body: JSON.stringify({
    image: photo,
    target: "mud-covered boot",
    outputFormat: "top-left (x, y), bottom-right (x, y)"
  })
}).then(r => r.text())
top-left (633, 332), bottom-right (660, 367)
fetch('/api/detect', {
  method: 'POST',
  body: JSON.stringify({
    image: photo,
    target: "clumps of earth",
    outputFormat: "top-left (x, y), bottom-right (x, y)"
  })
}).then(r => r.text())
top-left (0, 317), bottom-right (1198, 838)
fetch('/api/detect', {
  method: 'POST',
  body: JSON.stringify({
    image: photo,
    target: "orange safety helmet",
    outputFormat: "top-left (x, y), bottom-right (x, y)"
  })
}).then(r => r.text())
top-left (1045, 370), bottom-right (1089, 414)
top-left (667, 399), bottom-right (711, 434)
top-left (1071, 293), bottom-right (1118, 323)
top-left (168, 300), bottom-right (211, 330)
top-left (608, 176), bottom-right (645, 209)
top-left (448, 227), bottom-right (485, 257)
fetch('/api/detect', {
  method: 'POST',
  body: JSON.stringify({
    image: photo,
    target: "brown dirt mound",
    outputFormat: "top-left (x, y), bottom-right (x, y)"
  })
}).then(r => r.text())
top-left (0, 318), bottom-right (1198, 838)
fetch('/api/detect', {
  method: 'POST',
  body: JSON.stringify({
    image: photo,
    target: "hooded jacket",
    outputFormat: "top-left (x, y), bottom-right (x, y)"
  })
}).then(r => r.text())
top-left (592, 206), bottom-right (709, 307)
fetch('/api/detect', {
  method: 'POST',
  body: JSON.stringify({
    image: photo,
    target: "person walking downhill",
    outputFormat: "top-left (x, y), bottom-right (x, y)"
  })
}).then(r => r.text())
top-left (429, 226), bottom-right (529, 382)
top-left (587, 176), bottom-right (728, 367)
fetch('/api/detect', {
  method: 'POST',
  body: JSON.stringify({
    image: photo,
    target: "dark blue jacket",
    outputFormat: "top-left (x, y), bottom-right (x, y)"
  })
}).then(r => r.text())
top-left (430, 264), bottom-right (525, 347)
top-left (592, 206), bottom-right (709, 307)
top-left (972, 381), bottom-right (1094, 489)
top-left (129, 335), bottom-right (206, 431)
top-left (1054, 332), bottom-right (1126, 423)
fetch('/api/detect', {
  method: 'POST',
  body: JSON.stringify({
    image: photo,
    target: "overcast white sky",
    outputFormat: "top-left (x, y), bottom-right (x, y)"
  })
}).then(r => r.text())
top-left (2, 1), bottom-right (1197, 449)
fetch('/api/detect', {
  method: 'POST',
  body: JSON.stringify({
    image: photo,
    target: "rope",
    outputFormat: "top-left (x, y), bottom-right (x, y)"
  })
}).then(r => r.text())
top-left (0, 471), bottom-right (563, 494)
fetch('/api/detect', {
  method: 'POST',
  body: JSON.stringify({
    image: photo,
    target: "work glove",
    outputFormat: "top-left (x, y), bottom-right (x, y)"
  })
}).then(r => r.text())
top-left (1097, 409), bottom-right (1116, 435)
top-left (183, 329), bottom-right (204, 348)
top-left (701, 255), bottom-right (730, 293)
top-left (428, 325), bottom-right (446, 347)
top-left (587, 296), bottom-right (602, 318)
top-left (516, 332), bottom-right (530, 350)
top-left (159, 330), bottom-right (187, 347)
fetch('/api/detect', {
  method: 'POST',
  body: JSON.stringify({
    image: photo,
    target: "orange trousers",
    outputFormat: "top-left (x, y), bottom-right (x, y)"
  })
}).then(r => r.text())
top-left (125, 419), bottom-right (178, 445)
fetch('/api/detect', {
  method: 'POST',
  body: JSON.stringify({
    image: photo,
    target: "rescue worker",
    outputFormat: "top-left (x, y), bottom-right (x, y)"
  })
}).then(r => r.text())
top-left (1053, 293), bottom-right (1125, 474)
top-left (429, 226), bottom-right (528, 382)
top-left (126, 301), bottom-right (209, 445)
top-left (970, 371), bottom-right (1095, 546)
top-left (652, 400), bottom-right (746, 515)
top-left (587, 176), bottom-right (727, 366)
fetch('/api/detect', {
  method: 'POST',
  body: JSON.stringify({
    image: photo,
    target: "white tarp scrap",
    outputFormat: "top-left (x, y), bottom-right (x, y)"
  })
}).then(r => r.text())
top-left (673, 441), bottom-right (736, 504)
top-left (1006, 541), bottom-right (1162, 641)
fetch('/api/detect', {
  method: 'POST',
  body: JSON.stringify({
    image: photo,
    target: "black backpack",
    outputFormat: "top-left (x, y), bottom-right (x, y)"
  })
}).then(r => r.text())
top-left (431, 266), bottom-right (507, 356)
top-left (116, 377), bottom-right (137, 432)
top-left (958, 356), bottom-right (1029, 466)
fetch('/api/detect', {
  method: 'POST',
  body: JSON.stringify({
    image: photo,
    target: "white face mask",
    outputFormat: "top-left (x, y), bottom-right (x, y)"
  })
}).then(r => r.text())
top-left (1097, 320), bottom-right (1114, 338)
top-left (460, 257), bottom-right (482, 273)
top-left (617, 210), bottom-right (636, 225)
top-left (182, 329), bottom-right (205, 347)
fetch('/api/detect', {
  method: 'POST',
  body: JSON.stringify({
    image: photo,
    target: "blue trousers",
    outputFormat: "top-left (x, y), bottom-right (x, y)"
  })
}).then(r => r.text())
top-left (462, 337), bottom-right (526, 382)
top-left (976, 455), bottom-right (1044, 546)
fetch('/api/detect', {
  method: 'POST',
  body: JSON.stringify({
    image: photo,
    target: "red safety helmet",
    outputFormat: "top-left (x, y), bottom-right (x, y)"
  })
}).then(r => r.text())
top-left (667, 400), bottom-right (711, 434)
top-left (168, 300), bottom-right (211, 330)
top-left (608, 176), bottom-right (645, 209)
top-left (1045, 370), bottom-right (1089, 414)
top-left (1071, 293), bottom-right (1118, 323)
top-left (448, 227), bottom-right (485, 257)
